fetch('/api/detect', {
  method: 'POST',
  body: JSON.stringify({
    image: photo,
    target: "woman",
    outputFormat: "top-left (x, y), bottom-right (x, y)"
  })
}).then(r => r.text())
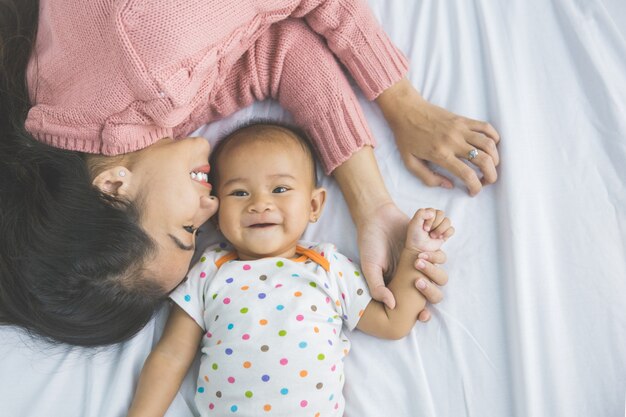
top-left (0, 0), bottom-right (499, 346)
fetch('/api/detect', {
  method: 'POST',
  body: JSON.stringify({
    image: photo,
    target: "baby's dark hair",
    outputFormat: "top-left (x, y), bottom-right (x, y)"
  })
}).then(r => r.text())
top-left (209, 120), bottom-right (318, 191)
top-left (0, 0), bottom-right (167, 346)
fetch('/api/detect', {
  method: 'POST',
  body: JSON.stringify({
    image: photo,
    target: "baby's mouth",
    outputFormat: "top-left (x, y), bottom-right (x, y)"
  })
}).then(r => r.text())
top-left (249, 223), bottom-right (276, 228)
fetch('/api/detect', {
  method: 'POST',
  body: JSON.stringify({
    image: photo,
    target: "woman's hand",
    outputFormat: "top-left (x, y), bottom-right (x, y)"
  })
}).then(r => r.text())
top-left (357, 201), bottom-right (449, 318)
top-left (332, 147), bottom-right (448, 318)
top-left (376, 78), bottom-right (501, 196)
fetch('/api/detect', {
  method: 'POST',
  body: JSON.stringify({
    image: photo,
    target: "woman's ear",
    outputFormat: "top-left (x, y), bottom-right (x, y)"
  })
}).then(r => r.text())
top-left (92, 166), bottom-right (133, 198)
top-left (309, 187), bottom-right (327, 223)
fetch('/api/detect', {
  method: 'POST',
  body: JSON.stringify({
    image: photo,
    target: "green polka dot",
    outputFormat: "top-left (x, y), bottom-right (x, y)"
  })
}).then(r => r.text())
top-left (212, 294), bottom-right (218, 300)
top-left (240, 307), bottom-right (249, 314)
top-left (309, 282), bottom-right (317, 288)
top-left (245, 391), bottom-right (253, 398)
top-left (278, 330), bottom-right (287, 337)
top-left (212, 363), bottom-right (218, 370)
top-left (200, 256), bottom-right (207, 262)
top-left (354, 271), bottom-right (360, 276)
top-left (276, 261), bottom-right (284, 267)
top-left (317, 354), bottom-right (325, 360)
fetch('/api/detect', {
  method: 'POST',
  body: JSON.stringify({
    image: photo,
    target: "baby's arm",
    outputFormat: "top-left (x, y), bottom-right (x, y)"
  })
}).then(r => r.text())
top-left (357, 209), bottom-right (454, 339)
top-left (127, 305), bottom-right (203, 417)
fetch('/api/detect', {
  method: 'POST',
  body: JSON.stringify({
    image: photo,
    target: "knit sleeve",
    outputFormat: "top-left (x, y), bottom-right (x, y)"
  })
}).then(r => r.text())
top-left (288, 0), bottom-right (409, 100)
top-left (203, 19), bottom-right (376, 174)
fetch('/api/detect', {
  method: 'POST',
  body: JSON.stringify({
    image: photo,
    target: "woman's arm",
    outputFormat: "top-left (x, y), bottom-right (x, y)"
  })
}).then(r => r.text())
top-left (127, 305), bottom-right (203, 417)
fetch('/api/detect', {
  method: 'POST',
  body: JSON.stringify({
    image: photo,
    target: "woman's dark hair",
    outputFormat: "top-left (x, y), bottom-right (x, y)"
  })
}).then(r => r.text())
top-left (0, 0), bottom-right (167, 346)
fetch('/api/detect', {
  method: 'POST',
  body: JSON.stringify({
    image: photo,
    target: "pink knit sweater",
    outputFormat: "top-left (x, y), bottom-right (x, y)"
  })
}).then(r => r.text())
top-left (26, 0), bottom-right (408, 173)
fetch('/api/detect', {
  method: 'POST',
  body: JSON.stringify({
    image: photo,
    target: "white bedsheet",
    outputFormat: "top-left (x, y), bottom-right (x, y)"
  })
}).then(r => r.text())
top-left (1, 1), bottom-right (625, 416)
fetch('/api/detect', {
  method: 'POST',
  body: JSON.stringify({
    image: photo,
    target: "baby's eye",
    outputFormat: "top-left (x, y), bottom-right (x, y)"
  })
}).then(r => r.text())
top-left (273, 186), bottom-right (289, 193)
top-left (231, 190), bottom-right (249, 197)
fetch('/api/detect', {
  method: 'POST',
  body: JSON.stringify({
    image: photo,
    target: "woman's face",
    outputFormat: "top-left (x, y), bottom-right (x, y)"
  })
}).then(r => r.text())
top-left (125, 137), bottom-right (218, 291)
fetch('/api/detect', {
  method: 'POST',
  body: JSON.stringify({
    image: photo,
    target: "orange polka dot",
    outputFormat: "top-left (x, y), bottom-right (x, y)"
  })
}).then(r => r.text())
top-left (204, 375), bottom-right (209, 382)
top-left (217, 340), bottom-right (222, 345)
top-left (335, 300), bottom-right (340, 306)
top-left (313, 326), bottom-right (319, 333)
top-left (299, 370), bottom-right (308, 377)
top-left (263, 404), bottom-right (272, 412)
top-left (241, 285), bottom-right (249, 291)
top-left (243, 361), bottom-right (252, 368)
top-left (338, 272), bottom-right (343, 277)
top-left (358, 309), bottom-right (364, 317)
top-left (294, 291), bottom-right (302, 297)
top-left (259, 319), bottom-right (268, 326)
top-left (315, 413), bottom-right (321, 417)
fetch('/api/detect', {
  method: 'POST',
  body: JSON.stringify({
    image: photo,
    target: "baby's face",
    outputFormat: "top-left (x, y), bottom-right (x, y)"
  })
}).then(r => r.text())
top-left (215, 131), bottom-right (325, 260)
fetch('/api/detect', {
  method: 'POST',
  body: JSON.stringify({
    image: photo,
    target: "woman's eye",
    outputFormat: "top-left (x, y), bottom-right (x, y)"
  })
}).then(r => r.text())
top-left (273, 186), bottom-right (288, 193)
top-left (231, 190), bottom-right (248, 197)
top-left (183, 225), bottom-right (198, 234)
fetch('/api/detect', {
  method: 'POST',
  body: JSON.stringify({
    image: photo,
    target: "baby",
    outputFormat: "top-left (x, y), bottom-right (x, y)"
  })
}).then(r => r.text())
top-left (127, 123), bottom-right (454, 417)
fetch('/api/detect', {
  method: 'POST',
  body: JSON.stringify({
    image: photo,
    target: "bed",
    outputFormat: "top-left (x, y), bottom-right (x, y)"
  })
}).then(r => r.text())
top-left (1, 0), bottom-right (625, 416)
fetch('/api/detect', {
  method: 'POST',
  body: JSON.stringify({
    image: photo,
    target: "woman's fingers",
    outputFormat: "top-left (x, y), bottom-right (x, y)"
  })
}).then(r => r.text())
top-left (468, 119), bottom-right (501, 144)
top-left (416, 259), bottom-right (448, 286)
top-left (403, 155), bottom-right (454, 189)
top-left (417, 308), bottom-right (432, 323)
top-left (415, 273), bottom-right (444, 304)
top-left (467, 131), bottom-right (500, 166)
top-left (417, 250), bottom-right (447, 265)
top-left (443, 157), bottom-right (483, 196)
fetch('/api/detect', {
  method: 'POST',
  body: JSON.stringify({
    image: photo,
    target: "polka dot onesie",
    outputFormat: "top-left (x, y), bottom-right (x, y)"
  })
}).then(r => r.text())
top-left (170, 242), bottom-right (372, 417)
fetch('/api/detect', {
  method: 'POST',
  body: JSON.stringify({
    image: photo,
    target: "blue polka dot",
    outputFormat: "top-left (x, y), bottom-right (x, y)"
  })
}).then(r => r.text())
top-left (280, 388), bottom-right (289, 395)
top-left (327, 317), bottom-right (333, 323)
top-left (220, 242), bottom-right (228, 248)
top-left (226, 277), bottom-right (234, 283)
top-left (230, 405), bottom-right (238, 412)
top-left (261, 375), bottom-right (270, 382)
top-left (225, 348), bottom-right (233, 355)
top-left (291, 273), bottom-right (300, 277)
top-left (329, 394), bottom-right (334, 401)
top-left (184, 295), bottom-right (191, 302)
top-left (299, 341), bottom-right (308, 348)
top-left (276, 305), bottom-right (284, 311)
top-left (258, 293), bottom-right (266, 299)
top-left (198, 387), bottom-right (205, 393)
top-left (227, 323), bottom-right (234, 330)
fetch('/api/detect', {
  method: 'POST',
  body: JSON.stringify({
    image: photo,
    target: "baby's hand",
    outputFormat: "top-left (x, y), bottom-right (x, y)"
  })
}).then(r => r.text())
top-left (405, 208), bottom-right (454, 253)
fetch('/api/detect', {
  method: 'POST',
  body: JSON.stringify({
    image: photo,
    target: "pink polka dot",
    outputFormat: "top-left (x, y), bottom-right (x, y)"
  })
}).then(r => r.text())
top-left (341, 292), bottom-right (346, 300)
top-left (275, 284), bottom-right (283, 288)
top-left (223, 298), bottom-right (231, 304)
top-left (228, 376), bottom-right (235, 383)
top-left (296, 315), bottom-right (304, 321)
top-left (280, 358), bottom-right (288, 365)
top-left (331, 365), bottom-right (336, 372)
top-left (242, 333), bottom-right (250, 340)
top-left (200, 272), bottom-right (207, 278)
top-left (300, 400), bottom-right (308, 407)
top-left (209, 403), bottom-right (214, 410)
top-left (206, 332), bottom-right (212, 338)
top-left (243, 264), bottom-right (251, 270)
top-left (335, 403), bottom-right (339, 410)
top-left (325, 297), bottom-right (330, 303)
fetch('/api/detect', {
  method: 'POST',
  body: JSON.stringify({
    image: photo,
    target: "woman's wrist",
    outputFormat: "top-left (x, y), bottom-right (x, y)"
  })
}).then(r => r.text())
top-left (332, 146), bottom-right (395, 227)
top-left (375, 78), bottom-right (425, 124)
